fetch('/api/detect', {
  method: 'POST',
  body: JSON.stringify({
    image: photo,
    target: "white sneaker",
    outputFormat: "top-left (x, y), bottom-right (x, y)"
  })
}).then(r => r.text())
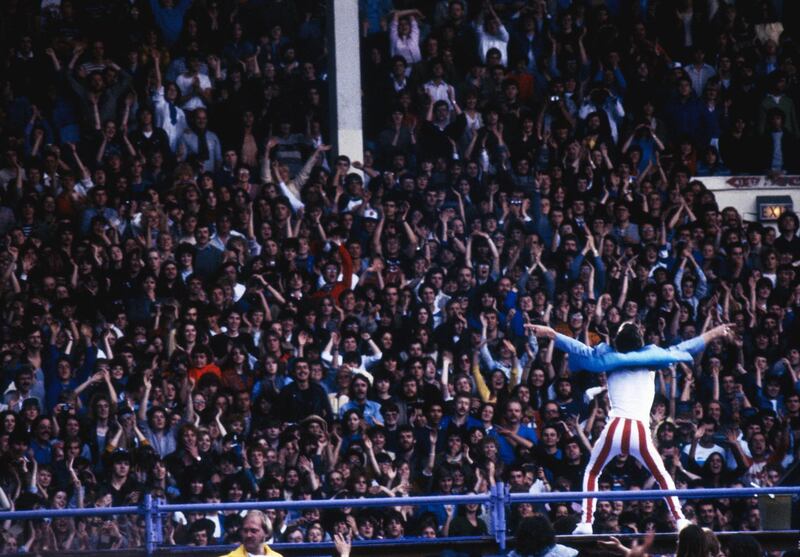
top-left (572, 522), bottom-right (593, 535)
top-left (677, 518), bottom-right (692, 531)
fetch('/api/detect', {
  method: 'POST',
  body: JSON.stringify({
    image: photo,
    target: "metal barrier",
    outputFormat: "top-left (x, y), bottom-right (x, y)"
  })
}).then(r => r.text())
top-left (0, 485), bottom-right (798, 556)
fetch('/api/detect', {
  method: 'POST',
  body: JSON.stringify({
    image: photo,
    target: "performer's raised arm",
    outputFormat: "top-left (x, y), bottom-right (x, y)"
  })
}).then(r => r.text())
top-left (670, 324), bottom-right (733, 356)
top-left (527, 325), bottom-right (598, 358)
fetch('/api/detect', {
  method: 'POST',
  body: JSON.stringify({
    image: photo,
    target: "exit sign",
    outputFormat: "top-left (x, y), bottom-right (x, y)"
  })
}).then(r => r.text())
top-left (757, 196), bottom-right (793, 222)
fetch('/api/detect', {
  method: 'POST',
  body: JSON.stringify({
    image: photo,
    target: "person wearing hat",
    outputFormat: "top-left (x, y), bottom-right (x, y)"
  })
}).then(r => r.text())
top-left (221, 510), bottom-right (282, 557)
top-left (300, 414), bottom-right (329, 440)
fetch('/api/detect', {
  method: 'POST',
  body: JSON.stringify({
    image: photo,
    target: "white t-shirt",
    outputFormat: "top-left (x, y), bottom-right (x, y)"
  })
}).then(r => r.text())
top-left (683, 442), bottom-right (725, 467)
top-left (175, 73), bottom-right (212, 111)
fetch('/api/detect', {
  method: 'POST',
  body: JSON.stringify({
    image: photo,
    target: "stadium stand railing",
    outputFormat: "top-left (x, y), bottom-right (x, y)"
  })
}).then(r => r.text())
top-left (0, 484), bottom-right (798, 556)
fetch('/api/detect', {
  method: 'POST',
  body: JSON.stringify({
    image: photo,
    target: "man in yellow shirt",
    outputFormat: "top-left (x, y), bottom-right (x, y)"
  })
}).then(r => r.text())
top-left (221, 510), bottom-right (352, 557)
top-left (221, 511), bottom-right (282, 557)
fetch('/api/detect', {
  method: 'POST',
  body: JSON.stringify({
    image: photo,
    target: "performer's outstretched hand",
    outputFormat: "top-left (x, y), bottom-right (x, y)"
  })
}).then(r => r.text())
top-left (704, 324), bottom-right (734, 343)
top-left (525, 324), bottom-right (556, 339)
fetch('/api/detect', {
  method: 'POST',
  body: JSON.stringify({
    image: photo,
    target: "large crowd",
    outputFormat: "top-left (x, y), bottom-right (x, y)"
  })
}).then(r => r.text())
top-left (0, 0), bottom-right (799, 553)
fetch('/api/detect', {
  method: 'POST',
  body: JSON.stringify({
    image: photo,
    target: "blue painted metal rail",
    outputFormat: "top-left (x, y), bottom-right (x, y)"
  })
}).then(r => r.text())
top-left (155, 492), bottom-right (491, 513)
top-left (0, 485), bottom-right (796, 556)
top-left (507, 485), bottom-right (800, 503)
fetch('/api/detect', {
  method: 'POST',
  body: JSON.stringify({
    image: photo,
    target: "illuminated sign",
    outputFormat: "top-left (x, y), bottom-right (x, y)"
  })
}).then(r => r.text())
top-left (756, 196), bottom-right (793, 222)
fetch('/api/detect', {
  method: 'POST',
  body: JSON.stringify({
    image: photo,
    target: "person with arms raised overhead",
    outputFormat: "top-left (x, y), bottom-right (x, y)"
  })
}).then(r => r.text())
top-left (529, 322), bottom-right (734, 534)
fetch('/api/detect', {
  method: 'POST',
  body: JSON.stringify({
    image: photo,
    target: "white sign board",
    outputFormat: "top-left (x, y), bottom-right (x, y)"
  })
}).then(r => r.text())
top-left (692, 176), bottom-right (800, 225)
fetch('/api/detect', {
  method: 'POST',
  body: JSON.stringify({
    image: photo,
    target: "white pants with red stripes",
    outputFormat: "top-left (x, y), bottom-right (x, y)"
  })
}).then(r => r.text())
top-left (580, 416), bottom-right (685, 525)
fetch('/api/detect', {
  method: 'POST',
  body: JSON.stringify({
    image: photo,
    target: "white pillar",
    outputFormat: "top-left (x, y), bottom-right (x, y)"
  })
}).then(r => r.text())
top-left (327, 0), bottom-right (364, 170)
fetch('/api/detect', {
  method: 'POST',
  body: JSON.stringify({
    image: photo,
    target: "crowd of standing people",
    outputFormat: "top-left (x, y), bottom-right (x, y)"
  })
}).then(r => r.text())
top-left (0, 0), bottom-right (799, 553)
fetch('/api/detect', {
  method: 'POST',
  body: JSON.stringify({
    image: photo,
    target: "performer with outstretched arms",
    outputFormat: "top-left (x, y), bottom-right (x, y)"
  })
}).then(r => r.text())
top-left (528, 322), bottom-right (733, 534)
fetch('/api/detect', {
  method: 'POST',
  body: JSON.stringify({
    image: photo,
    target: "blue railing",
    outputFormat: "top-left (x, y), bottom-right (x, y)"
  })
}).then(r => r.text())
top-left (0, 485), bottom-right (797, 555)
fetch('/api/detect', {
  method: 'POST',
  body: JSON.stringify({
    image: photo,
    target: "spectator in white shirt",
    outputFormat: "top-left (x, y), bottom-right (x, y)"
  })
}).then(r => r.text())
top-left (389, 9), bottom-right (422, 69)
top-left (475, 2), bottom-right (509, 66)
top-left (151, 50), bottom-right (186, 152)
top-left (579, 87), bottom-right (625, 144)
top-left (424, 60), bottom-right (457, 112)
top-left (683, 418), bottom-right (726, 468)
top-left (210, 213), bottom-right (245, 252)
top-left (685, 47), bottom-right (716, 97)
top-left (175, 53), bottom-right (212, 111)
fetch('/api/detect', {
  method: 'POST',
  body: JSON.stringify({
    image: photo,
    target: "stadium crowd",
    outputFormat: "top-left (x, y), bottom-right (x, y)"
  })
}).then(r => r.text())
top-left (0, 0), bottom-right (799, 552)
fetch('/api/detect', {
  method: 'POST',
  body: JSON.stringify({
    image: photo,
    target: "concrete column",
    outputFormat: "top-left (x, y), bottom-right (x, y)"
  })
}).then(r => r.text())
top-left (327, 0), bottom-right (364, 170)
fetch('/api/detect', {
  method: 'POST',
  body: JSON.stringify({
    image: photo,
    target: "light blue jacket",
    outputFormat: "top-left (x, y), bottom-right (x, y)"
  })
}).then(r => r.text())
top-left (554, 334), bottom-right (705, 373)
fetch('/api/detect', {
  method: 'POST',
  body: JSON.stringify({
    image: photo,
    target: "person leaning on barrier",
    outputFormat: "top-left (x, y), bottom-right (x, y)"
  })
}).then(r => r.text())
top-left (221, 510), bottom-right (283, 557)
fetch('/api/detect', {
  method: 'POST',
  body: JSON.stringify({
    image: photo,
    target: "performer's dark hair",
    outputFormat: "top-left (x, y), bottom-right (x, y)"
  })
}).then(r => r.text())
top-left (614, 322), bottom-right (644, 353)
top-left (676, 524), bottom-right (710, 557)
top-left (514, 516), bottom-right (555, 555)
